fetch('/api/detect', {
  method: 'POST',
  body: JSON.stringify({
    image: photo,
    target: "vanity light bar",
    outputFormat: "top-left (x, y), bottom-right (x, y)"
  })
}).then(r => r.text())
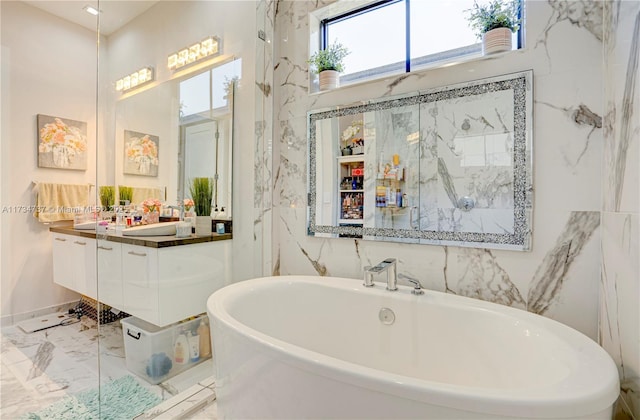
top-left (115, 67), bottom-right (154, 93)
top-left (167, 36), bottom-right (220, 71)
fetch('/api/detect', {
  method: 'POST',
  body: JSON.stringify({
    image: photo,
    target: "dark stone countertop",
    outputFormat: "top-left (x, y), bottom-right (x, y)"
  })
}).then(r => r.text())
top-left (49, 224), bottom-right (232, 248)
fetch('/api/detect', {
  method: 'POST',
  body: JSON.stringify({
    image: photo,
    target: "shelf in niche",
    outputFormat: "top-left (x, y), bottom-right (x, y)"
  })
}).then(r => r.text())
top-left (338, 219), bottom-right (363, 224)
top-left (340, 189), bottom-right (364, 193)
top-left (337, 154), bottom-right (365, 163)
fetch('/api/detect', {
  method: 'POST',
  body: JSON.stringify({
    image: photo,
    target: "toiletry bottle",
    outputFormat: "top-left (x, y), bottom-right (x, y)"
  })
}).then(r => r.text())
top-left (174, 332), bottom-right (188, 365)
top-left (396, 189), bottom-right (402, 207)
top-left (387, 186), bottom-right (396, 206)
top-left (197, 319), bottom-right (211, 358)
top-left (188, 331), bottom-right (200, 363)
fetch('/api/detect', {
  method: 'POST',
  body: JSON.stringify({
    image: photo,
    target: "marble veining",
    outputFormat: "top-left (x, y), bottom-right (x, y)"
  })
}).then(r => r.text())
top-left (26, 341), bottom-right (55, 381)
top-left (282, 214), bottom-right (327, 276)
top-left (527, 211), bottom-right (600, 315)
top-left (536, 101), bottom-right (602, 167)
top-left (610, 11), bottom-right (639, 212)
top-left (453, 249), bottom-right (526, 309)
top-left (0, 318), bottom-right (218, 419)
top-left (540, 0), bottom-right (604, 44)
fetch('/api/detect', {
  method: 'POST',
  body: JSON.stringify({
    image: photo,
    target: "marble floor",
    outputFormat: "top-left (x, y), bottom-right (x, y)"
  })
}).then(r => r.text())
top-left (0, 315), bottom-right (218, 419)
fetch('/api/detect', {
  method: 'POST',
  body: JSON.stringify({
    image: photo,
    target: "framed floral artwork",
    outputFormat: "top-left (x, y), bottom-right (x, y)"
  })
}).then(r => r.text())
top-left (123, 130), bottom-right (159, 177)
top-left (37, 114), bottom-right (88, 170)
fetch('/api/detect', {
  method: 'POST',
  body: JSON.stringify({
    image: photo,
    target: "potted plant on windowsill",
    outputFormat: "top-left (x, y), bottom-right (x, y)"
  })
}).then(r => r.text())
top-left (189, 177), bottom-right (213, 236)
top-left (466, 0), bottom-right (521, 55)
top-left (308, 41), bottom-right (350, 91)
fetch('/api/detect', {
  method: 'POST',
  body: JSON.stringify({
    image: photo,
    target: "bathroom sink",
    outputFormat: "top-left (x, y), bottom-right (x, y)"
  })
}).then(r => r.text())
top-left (122, 221), bottom-right (179, 236)
top-left (74, 221), bottom-right (97, 230)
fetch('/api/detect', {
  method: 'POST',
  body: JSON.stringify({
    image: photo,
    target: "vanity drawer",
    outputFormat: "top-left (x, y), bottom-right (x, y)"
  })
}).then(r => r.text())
top-left (122, 244), bottom-right (159, 325)
top-left (52, 233), bottom-right (96, 299)
top-left (97, 240), bottom-right (123, 309)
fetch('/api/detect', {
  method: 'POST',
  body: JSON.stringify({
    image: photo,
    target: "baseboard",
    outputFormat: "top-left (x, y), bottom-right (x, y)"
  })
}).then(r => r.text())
top-left (1, 300), bottom-right (80, 328)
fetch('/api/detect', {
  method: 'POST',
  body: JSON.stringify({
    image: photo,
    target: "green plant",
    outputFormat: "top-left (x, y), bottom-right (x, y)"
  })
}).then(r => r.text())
top-left (466, 0), bottom-right (521, 39)
top-left (99, 186), bottom-right (115, 209)
top-left (189, 177), bottom-right (213, 216)
top-left (308, 41), bottom-right (350, 74)
top-left (118, 185), bottom-right (133, 204)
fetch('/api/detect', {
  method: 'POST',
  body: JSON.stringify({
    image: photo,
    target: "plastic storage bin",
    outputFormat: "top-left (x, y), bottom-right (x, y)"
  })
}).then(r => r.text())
top-left (121, 314), bottom-right (211, 385)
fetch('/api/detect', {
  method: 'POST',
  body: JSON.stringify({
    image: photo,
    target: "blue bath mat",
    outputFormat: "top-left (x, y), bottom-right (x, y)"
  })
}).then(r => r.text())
top-left (22, 375), bottom-right (162, 420)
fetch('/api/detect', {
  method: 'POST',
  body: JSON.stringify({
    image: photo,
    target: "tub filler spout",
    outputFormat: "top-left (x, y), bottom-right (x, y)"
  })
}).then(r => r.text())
top-left (363, 258), bottom-right (397, 291)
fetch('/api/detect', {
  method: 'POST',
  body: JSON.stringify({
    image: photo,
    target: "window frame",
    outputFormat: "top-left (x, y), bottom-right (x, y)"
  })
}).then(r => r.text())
top-left (318, 0), bottom-right (523, 86)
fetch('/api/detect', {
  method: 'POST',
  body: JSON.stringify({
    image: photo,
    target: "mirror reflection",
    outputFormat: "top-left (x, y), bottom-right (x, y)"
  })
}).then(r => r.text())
top-left (308, 71), bottom-right (533, 250)
top-left (111, 59), bottom-right (240, 222)
top-left (177, 60), bottom-right (239, 217)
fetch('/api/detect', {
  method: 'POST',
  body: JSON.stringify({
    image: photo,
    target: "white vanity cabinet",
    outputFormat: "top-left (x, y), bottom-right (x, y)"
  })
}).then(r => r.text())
top-left (52, 232), bottom-right (97, 300)
top-left (97, 240), bottom-right (123, 309)
top-left (52, 229), bottom-right (231, 327)
top-left (122, 241), bottom-right (229, 326)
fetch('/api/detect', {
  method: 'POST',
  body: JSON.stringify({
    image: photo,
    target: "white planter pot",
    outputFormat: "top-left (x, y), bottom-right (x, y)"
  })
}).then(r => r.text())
top-left (319, 70), bottom-right (339, 91)
top-left (195, 216), bottom-right (211, 236)
top-left (482, 27), bottom-right (513, 55)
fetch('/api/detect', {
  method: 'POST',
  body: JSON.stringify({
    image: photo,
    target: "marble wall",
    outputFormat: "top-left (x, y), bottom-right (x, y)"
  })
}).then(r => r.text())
top-left (263, 1), bottom-right (640, 415)
top-left (601, 1), bottom-right (640, 417)
top-left (269, 0), bottom-right (604, 339)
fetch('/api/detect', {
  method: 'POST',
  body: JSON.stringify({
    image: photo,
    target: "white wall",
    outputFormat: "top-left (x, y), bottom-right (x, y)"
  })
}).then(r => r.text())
top-left (271, 0), bottom-right (605, 339)
top-left (0, 0), bottom-right (260, 322)
top-left (0, 1), bottom-right (98, 323)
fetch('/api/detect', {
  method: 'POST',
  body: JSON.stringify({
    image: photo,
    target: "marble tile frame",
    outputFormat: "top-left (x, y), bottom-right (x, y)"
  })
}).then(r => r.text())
top-left (308, 70), bottom-right (533, 251)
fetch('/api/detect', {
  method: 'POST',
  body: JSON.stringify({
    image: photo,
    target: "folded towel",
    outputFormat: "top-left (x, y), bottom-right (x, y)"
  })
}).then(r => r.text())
top-left (34, 183), bottom-right (91, 222)
top-left (131, 187), bottom-right (164, 205)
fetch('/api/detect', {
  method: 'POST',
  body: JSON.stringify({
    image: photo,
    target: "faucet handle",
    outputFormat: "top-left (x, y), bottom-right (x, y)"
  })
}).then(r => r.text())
top-left (407, 279), bottom-right (424, 295)
top-left (363, 265), bottom-right (374, 287)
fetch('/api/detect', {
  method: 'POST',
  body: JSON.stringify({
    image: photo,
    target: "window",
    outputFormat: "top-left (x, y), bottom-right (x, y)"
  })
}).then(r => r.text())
top-left (320, 0), bottom-right (522, 84)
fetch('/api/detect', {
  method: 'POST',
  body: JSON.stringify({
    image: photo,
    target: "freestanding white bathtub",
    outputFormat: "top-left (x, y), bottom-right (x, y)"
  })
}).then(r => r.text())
top-left (207, 276), bottom-right (619, 419)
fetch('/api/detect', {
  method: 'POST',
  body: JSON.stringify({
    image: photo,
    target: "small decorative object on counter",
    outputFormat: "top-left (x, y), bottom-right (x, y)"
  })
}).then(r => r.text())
top-left (190, 177), bottom-right (213, 235)
top-left (176, 221), bottom-right (192, 238)
top-left (216, 223), bottom-right (225, 234)
top-left (142, 198), bottom-right (162, 224)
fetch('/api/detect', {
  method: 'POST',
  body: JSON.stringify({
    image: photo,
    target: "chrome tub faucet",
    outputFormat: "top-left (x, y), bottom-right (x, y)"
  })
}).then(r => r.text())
top-left (363, 258), bottom-right (398, 291)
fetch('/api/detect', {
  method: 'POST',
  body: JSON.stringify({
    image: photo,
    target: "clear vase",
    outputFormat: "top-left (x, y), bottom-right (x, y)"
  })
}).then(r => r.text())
top-left (146, 211), bottom-right (159, 224)
top-left (52, 146), bottom-right (70, 168)
top-left (138, 158), bottom-right (150, 174)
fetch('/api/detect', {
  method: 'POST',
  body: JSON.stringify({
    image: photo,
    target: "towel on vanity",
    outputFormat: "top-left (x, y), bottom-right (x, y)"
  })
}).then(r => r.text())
top-left (131, 187), bottom-right (164, 205)
top-left (34, 183), bottom-right (91, 222)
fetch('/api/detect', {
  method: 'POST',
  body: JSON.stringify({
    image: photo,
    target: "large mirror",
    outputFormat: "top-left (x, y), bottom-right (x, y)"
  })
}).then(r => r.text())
top-left (177, 60), bottom-right (238, 214)
top-left (308, 71), bottom-right (533, 251)
top-left (114, 58), bottom-right (241, 216)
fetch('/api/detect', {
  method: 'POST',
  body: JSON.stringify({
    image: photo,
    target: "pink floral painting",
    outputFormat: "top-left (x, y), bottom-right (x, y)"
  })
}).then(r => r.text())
top-left (123, 130), bottom-right (159, 176)
top-left (37, 114), bottom-right (87, 170)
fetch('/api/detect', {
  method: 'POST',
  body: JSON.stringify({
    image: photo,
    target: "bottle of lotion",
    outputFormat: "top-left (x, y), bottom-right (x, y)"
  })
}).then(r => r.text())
top-left (197, 319), bottom-right (211, 358)
top-left (188, 332), bottom-right (200, 363)
top-left (174, 332), bottom-right (188, 365)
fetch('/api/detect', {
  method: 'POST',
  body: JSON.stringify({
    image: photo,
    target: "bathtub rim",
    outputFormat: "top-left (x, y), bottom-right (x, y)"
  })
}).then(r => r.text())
top-left (207, 275), bottom-right (620, 419)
